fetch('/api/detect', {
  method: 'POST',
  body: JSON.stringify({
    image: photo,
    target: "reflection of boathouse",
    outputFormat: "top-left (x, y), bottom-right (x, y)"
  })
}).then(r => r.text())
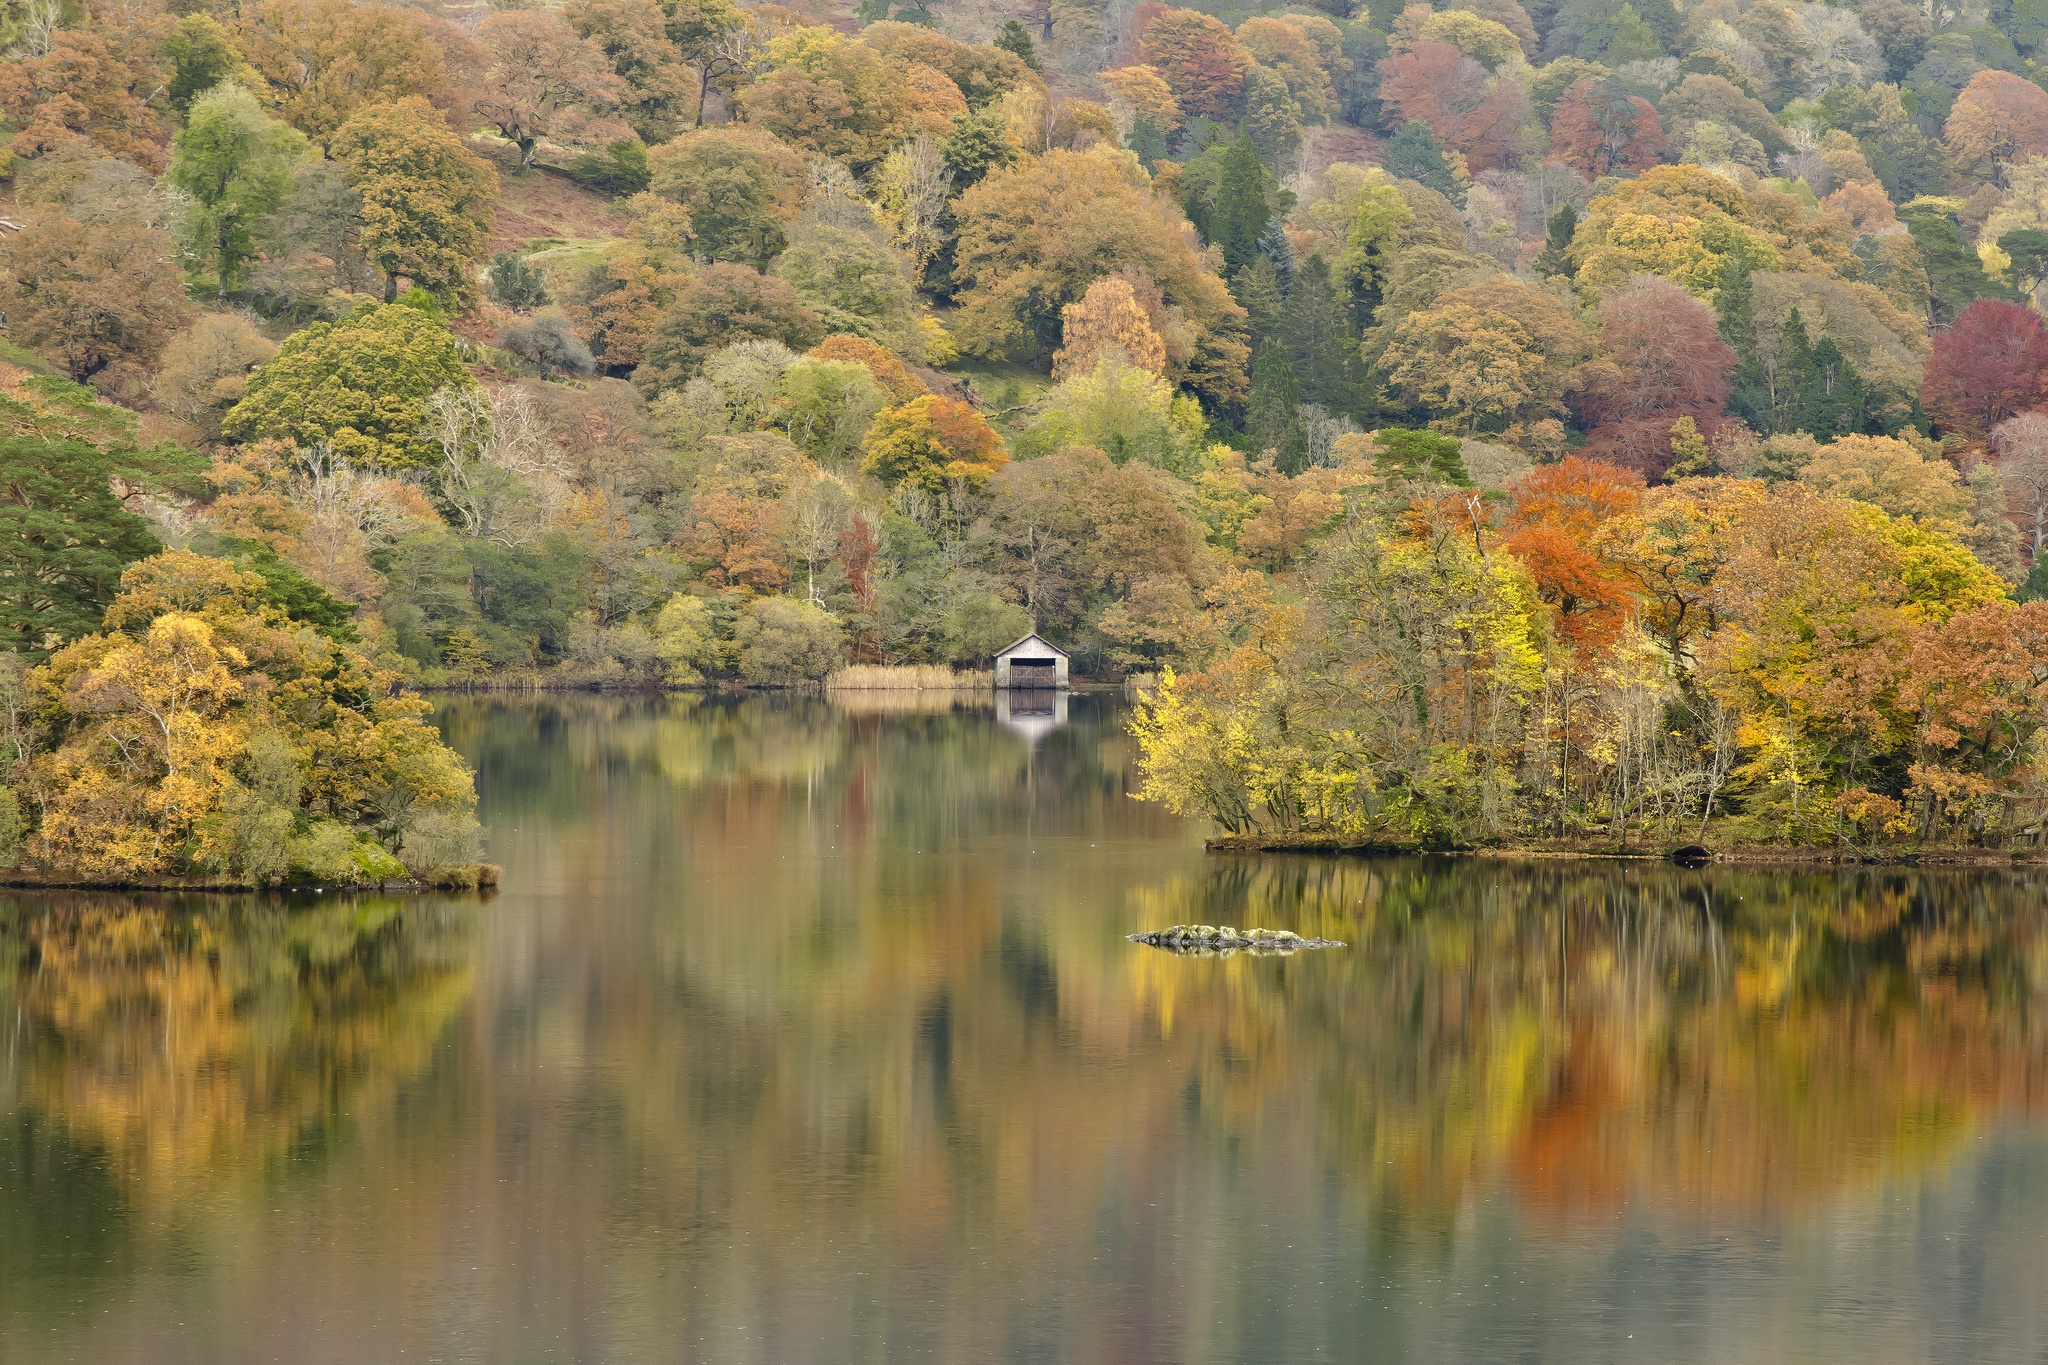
top-left (993, 633), bottom-right (1068, 689)
top-left (996, 687), bottom-right (1067, 745)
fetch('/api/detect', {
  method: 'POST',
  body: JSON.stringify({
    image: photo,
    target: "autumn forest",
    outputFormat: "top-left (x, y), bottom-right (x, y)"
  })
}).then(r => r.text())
top-left (6, 0), bottom-right (2048, 876)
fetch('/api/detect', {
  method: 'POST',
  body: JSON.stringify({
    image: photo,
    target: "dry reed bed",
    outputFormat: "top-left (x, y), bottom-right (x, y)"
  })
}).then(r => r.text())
top-left (827, 666), bottom-right (993, 690)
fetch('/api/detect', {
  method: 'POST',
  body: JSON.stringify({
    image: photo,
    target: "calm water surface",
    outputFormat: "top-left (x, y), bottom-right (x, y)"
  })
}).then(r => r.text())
top-left (3, 694), bottom-right (2046, 1364)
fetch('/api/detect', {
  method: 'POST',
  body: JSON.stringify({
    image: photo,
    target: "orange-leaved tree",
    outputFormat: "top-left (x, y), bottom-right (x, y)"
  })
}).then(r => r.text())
top-left (1136, 8), bottom-right (1251, 120)
top-left (1054, 276), bottom-right (1169, 378)
top-left (1504, 455), bottom-right (1643, 654)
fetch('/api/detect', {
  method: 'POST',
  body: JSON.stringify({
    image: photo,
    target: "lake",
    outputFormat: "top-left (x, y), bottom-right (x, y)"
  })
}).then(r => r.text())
top-left (3, 693), bottom-right (2046, 1364)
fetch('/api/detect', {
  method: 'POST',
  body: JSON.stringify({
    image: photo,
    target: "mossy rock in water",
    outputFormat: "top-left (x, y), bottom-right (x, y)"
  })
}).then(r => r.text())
top-left (352, 841), bottom-right (411, 881)
top-left (1128, 924), bottom-right (1346, 955)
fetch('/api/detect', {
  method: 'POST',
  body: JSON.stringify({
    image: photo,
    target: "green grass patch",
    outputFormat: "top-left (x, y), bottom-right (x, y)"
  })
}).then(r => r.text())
top-left (946, 357), bottom-right (1053, 416)
top-left (0, 335), bottom-right (55, 375)
top-left (521, 237), bottom-right (621, 273)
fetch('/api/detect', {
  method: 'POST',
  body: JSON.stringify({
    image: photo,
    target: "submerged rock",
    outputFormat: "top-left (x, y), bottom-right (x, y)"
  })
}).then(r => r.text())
top-left (1128, 924), bottom-right (1346, 955)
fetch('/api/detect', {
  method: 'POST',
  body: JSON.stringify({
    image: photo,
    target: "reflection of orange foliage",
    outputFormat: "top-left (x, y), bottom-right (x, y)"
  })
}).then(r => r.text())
top-left (1114, 857), bottom-right (2048, 1226)
top-left (1506, 1034), bottom-right (1629, 1217)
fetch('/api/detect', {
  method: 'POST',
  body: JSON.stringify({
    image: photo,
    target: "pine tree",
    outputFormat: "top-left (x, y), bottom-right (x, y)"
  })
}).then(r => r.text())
top-left (1371, 427), bottom-right (1470, 484)
top-left (2001, 227), bottom-right (2048, 296)
top-left (1258, 215), bottom-right (1296, 294)
top-left (1233, 257), bottom-right (1286, 348)
top-left (1246, 340), bottom-right (1307, 472)
top-left (995, 19), bottom-right (1042, 72)
top-left (1213, 133), bottom-right (1270, 273)
top-left (1770, 309), bottom-right (1817, 436)
top-left (1383, 122), bottom-right (1464, 207)
top-left (1904, 205), bottom-right (2016, 329)
top-left (1799, 336), bottom-right (1870, 440)
top-left (1533, 203), bottom-right (1578, 280)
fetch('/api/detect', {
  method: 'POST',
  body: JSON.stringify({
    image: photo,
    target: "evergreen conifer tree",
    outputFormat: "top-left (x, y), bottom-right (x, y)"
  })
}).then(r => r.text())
top-left (1213, 133), bottom-right (1270, 272)
top-left (1258, 215), bottom-right (1296, 293)
top-left (1246, 340), bottom-right (1308, 472)
top-left (1233, 257), bottom-right (1287, 347)
top-left (1905, 206), bottom-right (2017, 329)
top-left (1718, 248), bottom-right (1773, 431)
top-left (1771, 309), bottom-right (1817, 436)
top-left (1533, 203), bottom-right (1578, 279)
top-left (1799, 336), bottom-right (1870, 439)
top-left (1286, 254), bottom-right (1367, 418)
top-left (1127, 114), bottom-right (1168, 168)
top-left (1383, 123), bottom-right (1464, 206)
top-left (2000, 227), bottom-right (2048, 296)
top-left (994, 19), bottom-right (1042, 72)
top-left (2020, 555), bottom-right (2048, 603)
top-left (1371, 427), bottom-right (1470, 484)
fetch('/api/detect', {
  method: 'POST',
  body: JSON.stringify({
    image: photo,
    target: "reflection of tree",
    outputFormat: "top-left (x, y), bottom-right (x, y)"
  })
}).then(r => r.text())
top-left (227, 696), bottom-right (2045, 1359)
top-left (1114, 861), bottom-right (2048, 1222)
top-left (0, 892), bottom-right (474, 1210)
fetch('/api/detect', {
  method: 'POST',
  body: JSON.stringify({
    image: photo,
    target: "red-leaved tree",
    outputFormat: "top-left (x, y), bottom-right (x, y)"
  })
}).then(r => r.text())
top-left (1921, 299), bottom-right (2048, 441)
top-left (1376, 40), bottom-right (1529, 170)
top-left (1577, 276), bottom-right (1734, 474)
top-left (1377, 42), bottom-right (1489, 145)
top-left (1549, 79), bottom-right (1667, 177)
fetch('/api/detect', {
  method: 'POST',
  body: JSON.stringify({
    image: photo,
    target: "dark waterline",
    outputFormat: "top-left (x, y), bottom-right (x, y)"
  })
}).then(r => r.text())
top-left (3, 693), bottom-right (2046, 1363)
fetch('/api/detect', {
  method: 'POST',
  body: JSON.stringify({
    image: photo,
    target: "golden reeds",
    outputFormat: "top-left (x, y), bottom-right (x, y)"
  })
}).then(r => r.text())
top-left (826, 665), bottom-right (994, 690)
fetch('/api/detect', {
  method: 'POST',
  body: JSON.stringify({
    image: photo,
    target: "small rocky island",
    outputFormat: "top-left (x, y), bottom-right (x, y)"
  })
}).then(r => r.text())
top-left (1129, 926), bottom-right (1346, 955)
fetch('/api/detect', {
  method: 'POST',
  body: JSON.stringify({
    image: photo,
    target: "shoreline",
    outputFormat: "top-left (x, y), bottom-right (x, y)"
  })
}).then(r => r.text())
top-left (418, 679), bottom-right (1130, 695)
top-left (1201, 834), bottom-right (2047, 867)
top-left (0, 864), bottom-right (503, 894)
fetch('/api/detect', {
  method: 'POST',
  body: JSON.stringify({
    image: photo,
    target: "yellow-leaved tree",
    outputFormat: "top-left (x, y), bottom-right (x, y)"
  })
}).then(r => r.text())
top-left (1053, 276), bottom-right (1169, 378)
top-left (23, 551), bottom-right (479, 884)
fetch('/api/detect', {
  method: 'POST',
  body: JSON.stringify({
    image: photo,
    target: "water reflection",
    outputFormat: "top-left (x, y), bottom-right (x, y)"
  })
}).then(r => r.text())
top-left (0, 894), bottom-right (474, 1250)
top-left (995, 688), bottom-right (1068, 745)
top-left (1, 695), bottom-right (2044, 1363)
top-left (1134, 859), bottom-right (2048, 1220)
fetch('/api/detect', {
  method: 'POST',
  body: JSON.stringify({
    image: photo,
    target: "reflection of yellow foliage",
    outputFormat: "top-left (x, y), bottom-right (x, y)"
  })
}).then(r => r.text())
top-left (1120, 856), bottom-right (2048, 1222)
top-left (2, 894), bottom-right (473, 1209)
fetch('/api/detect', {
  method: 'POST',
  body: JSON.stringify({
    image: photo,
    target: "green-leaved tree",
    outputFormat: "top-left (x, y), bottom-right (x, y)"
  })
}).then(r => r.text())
top-left (0, 437), bottom-right (204, 655)
top-left (169, 83), bottom-right (311, 294)
top-left (330, 97), bottom-right (498, 307)
top-left (222, 303), bottom-right (475, 468)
